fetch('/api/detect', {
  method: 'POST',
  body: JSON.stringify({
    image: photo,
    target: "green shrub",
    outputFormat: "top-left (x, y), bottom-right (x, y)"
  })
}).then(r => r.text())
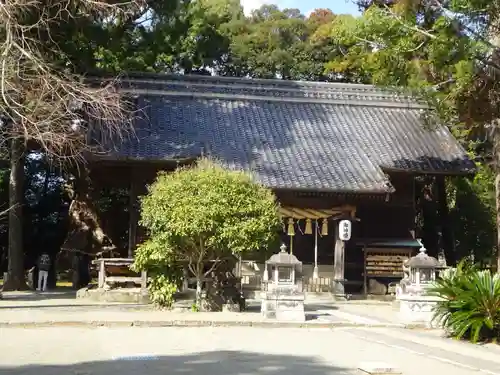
top-left (132, 240), bottom-right (182, 308)
top-left (148, 273), bottom-right (179, 308)
top-left (134, 158), bottom-right (281, 308)
top-left (430, 261), bottom-right (500, 343)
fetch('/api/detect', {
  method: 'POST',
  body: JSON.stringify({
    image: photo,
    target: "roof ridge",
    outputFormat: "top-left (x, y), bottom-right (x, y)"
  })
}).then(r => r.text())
top-left (125, 88), bottom-right (427, 109)
top-left (120, 71), bottom-right (378, 90)
top-left (116, 75), bottom-right (426, 109)
top-left (118, 72), bottom-right (413, 93)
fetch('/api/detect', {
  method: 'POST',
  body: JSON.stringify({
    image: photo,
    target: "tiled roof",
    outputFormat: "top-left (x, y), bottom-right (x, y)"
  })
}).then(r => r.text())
top-left (93, 74), bottom-right (475, 193)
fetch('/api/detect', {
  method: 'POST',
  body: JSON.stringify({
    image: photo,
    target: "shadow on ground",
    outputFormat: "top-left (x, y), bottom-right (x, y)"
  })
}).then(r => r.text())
top-left (245, 302), bottom-right (338, 320)
top-left (1, 289), bottom-right (76, 301)
top-left (0, 290), bottom-right (152, 310)
top-left (0, 350), bottom-right (354, 375)
top-left (245, 302), bottom-right (338, 313)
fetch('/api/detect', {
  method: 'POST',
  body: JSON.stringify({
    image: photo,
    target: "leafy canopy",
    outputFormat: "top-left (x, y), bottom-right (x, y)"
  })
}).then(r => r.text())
top-left (327, 1), bottom-right (500, 142)
top-left (134, 159), bottom-right (281, 271)
top-left (327, 0), bottom-right (499, 262)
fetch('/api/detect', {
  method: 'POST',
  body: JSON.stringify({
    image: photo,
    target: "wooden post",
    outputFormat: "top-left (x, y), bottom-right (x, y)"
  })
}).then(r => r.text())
top-left (333, 222), bottom-right (346, 299)
top-left (182, 266), bottom-right (189, 291)
top-left (363, 245), bottom-right (367, 296)
top-left (140, 270), bottom-right (148, 289)
top-left (313, 220), bottom-right (319, 279)
top-left (98, 259), bottom-right (105, 288)
top-left (128, 171), bottom-right (139, 259)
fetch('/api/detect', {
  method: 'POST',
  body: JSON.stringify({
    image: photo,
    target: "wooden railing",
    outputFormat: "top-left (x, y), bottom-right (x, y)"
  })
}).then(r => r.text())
top-left (240, 273), bottom-right (335, 293)
top-left (92, 258), bottom-right (147, 289)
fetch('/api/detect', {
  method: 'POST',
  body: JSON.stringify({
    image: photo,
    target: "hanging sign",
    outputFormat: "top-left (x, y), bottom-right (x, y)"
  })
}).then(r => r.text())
top-left (338, 219), bottom-right (352, 241)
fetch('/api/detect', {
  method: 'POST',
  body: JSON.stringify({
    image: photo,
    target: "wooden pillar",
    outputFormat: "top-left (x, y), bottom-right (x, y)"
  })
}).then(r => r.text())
top-left (182, 266), bottom-right (189, 291)
top-left (333, 221), bottom-right (346, 299)
top-left (313, 220), bottom-right (319, 279)
top-left (98, 259), bottom-right (105, 288)
top-left (140, 270), bottom-right (148, 289)
top-left (128, 171), bottom-right (139, 259)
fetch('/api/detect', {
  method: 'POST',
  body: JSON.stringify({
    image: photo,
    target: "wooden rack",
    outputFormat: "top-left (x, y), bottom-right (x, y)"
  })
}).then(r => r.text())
top-left (363, 248), bottom-right (413, 294)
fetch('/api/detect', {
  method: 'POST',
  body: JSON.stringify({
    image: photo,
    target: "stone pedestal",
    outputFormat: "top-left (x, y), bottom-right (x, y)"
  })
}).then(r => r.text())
top-left (312, 266), bottom-right (319, 279)
top-left (398, 294), bottom-right (442, 327)
top-left (332, 278), bottom-right (346, 299)
top-left (261, 289), bottom-right (305, 322)
top-left (396, 241), bottom-right (445, 328)
top-left (76, 287), bottom-right (150, 304)
top-left (260, 245), bottom-right (305, 322)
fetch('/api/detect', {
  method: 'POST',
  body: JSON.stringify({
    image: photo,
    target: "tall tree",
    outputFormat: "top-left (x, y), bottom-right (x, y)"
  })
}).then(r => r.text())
top-left (221, 5), bottom-right (349, 80)
top-left (0, 0), bottom-right (138, 290)
top-left (80, 0), bottom-right (243, 75)
top-left (327, 0), bottom-right (500, 266)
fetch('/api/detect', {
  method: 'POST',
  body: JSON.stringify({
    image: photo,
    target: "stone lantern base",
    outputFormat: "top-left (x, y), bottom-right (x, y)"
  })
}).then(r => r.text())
top-left (398, 294), bottom-right (443, 327)
top-left (261, 290), bottom-right (305, 322)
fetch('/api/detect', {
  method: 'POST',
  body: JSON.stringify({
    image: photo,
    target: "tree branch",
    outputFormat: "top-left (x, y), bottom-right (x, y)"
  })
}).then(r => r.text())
top-left (0, 0), bottom-right (144, 166)
top-left (203, 258), bottom-right (221, 277)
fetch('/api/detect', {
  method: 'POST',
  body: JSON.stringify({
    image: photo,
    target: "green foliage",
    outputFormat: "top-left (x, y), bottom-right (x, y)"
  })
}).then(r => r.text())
top-left (132, 239), bottom-right (182, 308)
top-left (326, 1), bottom-right (497, 134)
top-left (94, 0), bottom-right (243, 74)
top-left (430, 261), bottom-right (500, 342)
top-left (221, 6), bottom-right (351, 81)
top-left (147, 272), bottom-right (179, 308)
top-left (448, 165), bottom-right (496, 264)
top-left (328, 0), bottom-right (499, 262)
top-left (139, 158), bottom-right (280, 257)
top-left (133, 158), bottom-right (281, 305)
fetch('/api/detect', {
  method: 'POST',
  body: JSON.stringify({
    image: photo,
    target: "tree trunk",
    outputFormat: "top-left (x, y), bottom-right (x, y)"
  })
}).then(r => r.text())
top-left (496, 172), bottom-right (500, 273)
top-left (193, 256), bottom-right (204, 308)
top-left (3, 138), bottom-right (27, 291)
top-left (436, 176), bottom-right (454, 266)
top-left (196, 276), bottom-right (203, 308)
top-left (419, 176), bottom-right (440, 258)
top-left (60, 165), bottom-right (115, 288)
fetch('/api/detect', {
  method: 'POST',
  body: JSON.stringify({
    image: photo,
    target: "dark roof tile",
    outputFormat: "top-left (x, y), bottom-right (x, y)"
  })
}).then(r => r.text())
top-left (92, 74), bottom-right (475, 193)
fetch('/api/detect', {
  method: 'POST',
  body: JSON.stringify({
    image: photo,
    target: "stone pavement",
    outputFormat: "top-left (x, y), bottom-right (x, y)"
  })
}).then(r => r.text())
top-left (0, 291), bottom-right (405, 328)
top-left (3, 291), bottom-right (500, 374)
top-left (0, 326), bottom-right (498, 375)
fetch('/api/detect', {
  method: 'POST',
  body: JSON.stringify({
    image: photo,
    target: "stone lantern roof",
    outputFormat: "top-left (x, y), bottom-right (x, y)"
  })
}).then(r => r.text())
top-left (266, 244), bottom-right (302, 266)
top-left (406, 245), bottom-right (441, 269)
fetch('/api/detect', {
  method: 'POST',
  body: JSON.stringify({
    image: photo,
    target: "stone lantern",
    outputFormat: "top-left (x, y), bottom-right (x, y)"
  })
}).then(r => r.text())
top-left (260, 244), bottom-right (305, 322)
top-left (405, 245), bottom-right (441, 294)
top-left (397, 241), bottom-right (445, 327)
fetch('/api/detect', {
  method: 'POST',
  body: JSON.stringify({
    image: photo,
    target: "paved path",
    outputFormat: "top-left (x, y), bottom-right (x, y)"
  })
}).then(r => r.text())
top-left (0, 326), bottom-right (497, 375)
top-left (2, 291), bottom-right (499, 374)
top-left (0, 291), bottom-right (404, 328)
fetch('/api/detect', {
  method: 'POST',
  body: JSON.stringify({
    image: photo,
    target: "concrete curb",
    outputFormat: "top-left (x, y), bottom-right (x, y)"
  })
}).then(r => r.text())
top-left (0, 320), bottom-right (422, 329)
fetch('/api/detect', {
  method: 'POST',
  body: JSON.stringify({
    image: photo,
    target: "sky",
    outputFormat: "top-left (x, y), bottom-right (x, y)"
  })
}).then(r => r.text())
top-left (240, 0), bottom-right (360, 16)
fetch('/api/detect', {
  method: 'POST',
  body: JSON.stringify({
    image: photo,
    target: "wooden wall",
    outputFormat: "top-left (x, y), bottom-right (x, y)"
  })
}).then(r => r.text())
top-left (90, 162), bottom-right (418, 289)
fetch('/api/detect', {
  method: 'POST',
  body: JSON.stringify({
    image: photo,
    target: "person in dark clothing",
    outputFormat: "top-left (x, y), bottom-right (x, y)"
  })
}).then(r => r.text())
top-left (37, 253), bottom-right (51, 292)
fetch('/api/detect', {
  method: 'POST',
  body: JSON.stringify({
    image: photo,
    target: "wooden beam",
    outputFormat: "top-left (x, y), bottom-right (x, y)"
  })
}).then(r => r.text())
top-left (105, 276), bottom-right (143, 283)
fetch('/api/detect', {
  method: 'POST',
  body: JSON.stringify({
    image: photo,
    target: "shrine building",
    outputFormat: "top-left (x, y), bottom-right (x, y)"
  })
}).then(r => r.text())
top-left (89, 73), bottom-right (475, 297)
